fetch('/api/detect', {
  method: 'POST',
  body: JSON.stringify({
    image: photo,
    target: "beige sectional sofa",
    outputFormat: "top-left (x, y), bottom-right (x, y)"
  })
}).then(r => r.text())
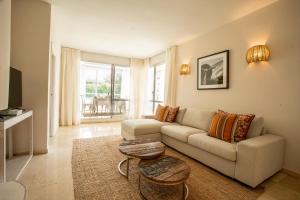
top-left (121, 108), bottom-right (285, 188)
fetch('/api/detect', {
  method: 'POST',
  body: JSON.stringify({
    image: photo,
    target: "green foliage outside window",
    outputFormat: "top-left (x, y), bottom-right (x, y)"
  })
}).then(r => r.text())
top-left (85, 81), bottom-right (111, 97)
top-left (84, 68), bottom-right (127, 99)
top-left (97, 84), bottom-right (111, 95)
top-left (86, 82), bottom-right (96, 97)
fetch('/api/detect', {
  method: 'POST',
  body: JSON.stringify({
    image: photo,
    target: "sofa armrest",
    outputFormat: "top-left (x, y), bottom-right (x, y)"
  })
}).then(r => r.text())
top-left (235, 134), bottom-right (285, 187)
top-left (141, 114), bottom-right (155, 119)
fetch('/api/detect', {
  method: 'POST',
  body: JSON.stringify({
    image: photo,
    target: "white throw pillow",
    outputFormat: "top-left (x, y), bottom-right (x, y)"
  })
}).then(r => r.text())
top-left (175, 108), bottom-right (187, 124)
top-left (246, 117), bottom-right (264, 138)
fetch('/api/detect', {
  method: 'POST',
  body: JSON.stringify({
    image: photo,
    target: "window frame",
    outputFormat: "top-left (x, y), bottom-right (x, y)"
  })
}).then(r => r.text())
top-left (149, 62), bottom-right (166, 113)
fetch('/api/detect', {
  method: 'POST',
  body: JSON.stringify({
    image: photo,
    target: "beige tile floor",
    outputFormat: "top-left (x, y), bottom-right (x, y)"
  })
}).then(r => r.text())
top-left (18, 122), bottom-right (300, 200)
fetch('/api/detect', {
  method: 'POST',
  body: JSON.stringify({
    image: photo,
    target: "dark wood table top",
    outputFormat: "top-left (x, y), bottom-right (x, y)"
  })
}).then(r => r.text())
top-left (118, 139), bottom-right (165, 159)
top-left (138, 155), bottom-right (191, 185)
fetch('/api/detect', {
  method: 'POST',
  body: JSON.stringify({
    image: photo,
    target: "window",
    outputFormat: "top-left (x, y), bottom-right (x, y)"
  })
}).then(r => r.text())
top-left (80, 62), bottom-right (130, 118)
top-left (146, 63), bottom-right (166, 113)
top-left (113, 66), bottom-right (130, 114)
top-left (114, 66), bottom-right (130, 100)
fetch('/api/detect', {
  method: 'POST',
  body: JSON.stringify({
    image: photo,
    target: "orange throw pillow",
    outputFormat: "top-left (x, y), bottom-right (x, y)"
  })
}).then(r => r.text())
top-left (154, 104), bottom-right (168, 122)
top-left (208, 110), bottom-right (237, 143)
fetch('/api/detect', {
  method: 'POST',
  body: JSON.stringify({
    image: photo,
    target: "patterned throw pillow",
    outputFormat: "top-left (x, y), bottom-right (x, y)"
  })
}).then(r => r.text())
top-left (208, 110), bottom-right (237, 142)
top-left (165, 106), bottom-right (180, 122)
top-left (154, 104), bottom-right (168, 122)
top-left (234, 114), bottom-right (255, 142)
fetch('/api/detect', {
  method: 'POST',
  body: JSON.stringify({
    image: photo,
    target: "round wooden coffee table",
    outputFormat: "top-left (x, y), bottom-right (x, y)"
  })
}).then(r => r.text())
top-left (138, 155), bottom-right (191, 200)
top-left (118, 139), bottom-right (165, 178)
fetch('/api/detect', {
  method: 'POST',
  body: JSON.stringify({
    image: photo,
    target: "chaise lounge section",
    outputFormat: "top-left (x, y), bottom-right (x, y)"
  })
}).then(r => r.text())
top-left (121, 108), bottom-right (285, 188)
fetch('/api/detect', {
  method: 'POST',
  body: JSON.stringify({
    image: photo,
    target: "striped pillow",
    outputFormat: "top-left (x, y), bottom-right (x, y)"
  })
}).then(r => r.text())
top-left (208, 110), bottom-right (237, 142)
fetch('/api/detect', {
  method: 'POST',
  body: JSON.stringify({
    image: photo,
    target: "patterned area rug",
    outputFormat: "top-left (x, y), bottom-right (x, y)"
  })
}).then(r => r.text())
top-left (72, 136), bottom-right (264, 200)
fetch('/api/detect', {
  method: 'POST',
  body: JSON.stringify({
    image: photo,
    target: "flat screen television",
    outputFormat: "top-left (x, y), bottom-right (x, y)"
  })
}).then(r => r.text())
top-left (8, 67), bottom-right (22, 109)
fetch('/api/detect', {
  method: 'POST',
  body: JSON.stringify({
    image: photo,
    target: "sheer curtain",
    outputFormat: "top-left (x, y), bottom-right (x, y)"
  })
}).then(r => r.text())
top-left (143, 58), bottom-right (151, 114)
top-left (59, 47), bottom-right (81, 126)
top-left (129, 58), bottom-right (146, 118)
top-left (164, 46), bottom-right (177, 106)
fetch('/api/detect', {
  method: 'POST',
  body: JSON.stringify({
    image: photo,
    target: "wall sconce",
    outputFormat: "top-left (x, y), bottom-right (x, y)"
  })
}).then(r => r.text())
top-left (246, 45), bottom-right (270, 64)
top-left (180, 64), bottom-right (190, 75)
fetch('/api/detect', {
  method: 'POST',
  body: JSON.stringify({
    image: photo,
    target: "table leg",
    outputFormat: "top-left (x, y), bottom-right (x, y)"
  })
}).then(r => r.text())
top-left (7, 129), bottom-right (13, 159)
top-left (28, 116), bottom-right (33, 156)
top-left (183, 182), bottom-right (189, 200)
top-left (118, 157), bottom-right (131, 178)
top-left (126, 157), bottom-right (130, 177)
top-left (0, 130), bottom-right (6, 182)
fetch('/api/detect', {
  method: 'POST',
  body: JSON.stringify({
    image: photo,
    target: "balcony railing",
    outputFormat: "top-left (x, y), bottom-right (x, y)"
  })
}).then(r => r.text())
top-left (80, 95), bottom-right (129, 118)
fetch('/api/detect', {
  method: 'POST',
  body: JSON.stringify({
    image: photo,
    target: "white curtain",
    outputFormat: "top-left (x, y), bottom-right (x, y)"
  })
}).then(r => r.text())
top-left (59, 47), bottom-right (81, 126)
top-left (143, 58), bottom-right (151, 114)
top-left (129, 58), bottom-right (146, 118)
top-left (164, 46), bottom-right (177, 106)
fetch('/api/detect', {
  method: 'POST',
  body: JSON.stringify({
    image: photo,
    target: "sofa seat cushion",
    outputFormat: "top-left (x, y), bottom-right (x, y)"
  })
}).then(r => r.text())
top-left (188, 134), bottom-right (237, 161)
top-left (161, 125), bottom-right (205, 143)
top-left (122, 119), bottom-right (172, 136)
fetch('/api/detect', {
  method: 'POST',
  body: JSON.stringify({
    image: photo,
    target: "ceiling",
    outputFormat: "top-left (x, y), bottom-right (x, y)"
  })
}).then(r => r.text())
top-left (52, 0), bottom-right (276, 58)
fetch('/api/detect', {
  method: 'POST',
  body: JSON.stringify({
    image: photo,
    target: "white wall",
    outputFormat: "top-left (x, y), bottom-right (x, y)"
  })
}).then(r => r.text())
top-left (49, 41), bottom-right (61, 137)
top-left (0, 0), bottom-right (11, 110)
top-left (11, 0), bottom-right (51, 153)
top-left (176, 0), bottom-right (300, 173)
top-left (49, 3), bottom-right (61, 137)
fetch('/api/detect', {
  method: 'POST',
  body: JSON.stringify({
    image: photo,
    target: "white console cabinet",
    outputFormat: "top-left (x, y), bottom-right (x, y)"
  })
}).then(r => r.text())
top-left (0, 110), bottom-right (33, 182)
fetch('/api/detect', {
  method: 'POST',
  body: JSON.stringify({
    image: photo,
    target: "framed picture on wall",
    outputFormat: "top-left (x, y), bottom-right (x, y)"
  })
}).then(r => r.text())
top-left (197, 50), bottom-right (229, 90)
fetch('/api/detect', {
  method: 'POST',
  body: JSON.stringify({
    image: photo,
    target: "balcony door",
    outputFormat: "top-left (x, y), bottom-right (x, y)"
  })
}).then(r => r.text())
top-left (146, 63), bottom-right (166, 113)
top-left (80, 61), bottom-right (130, 119)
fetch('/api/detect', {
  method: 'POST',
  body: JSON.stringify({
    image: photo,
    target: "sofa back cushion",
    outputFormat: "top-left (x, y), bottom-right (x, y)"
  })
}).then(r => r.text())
top-left (175, 108), bottom-right (187, 124)
top-left (181, 108), bottom-right (215, 131)
top-left (246, 117), bottom-right (264, 138)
